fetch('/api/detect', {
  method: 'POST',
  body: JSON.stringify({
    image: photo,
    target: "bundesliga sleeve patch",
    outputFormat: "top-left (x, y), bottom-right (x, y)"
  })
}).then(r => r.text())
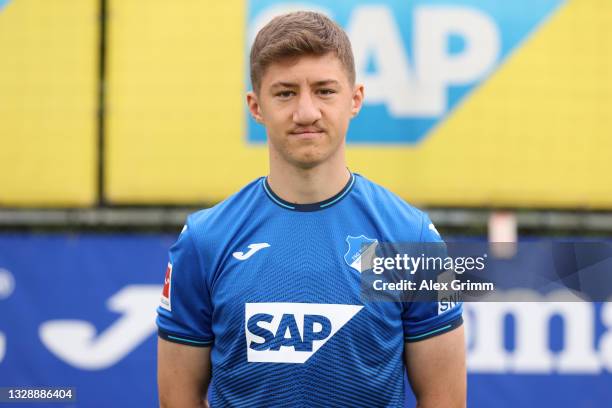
top-left (160, 262), bottom-right (172, 311)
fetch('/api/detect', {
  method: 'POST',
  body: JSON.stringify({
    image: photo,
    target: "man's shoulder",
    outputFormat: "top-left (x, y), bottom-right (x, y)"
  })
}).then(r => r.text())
top-left (184, 177), bottom-right (265, 236)
top-left (353, 174), bottom-right (439, 241)
top-left (355, 174), bottom-right (428, 220)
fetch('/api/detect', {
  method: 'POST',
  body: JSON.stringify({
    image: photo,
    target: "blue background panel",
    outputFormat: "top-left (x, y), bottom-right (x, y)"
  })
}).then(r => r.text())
top-left (0, 234), bottom-right (610, 407)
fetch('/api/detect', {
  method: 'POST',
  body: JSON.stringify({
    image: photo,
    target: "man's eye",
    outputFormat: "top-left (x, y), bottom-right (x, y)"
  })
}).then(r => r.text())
top-left (318, 89), bottom-right (336, 96)
top-left (276, 91), bottom-right (295, 98)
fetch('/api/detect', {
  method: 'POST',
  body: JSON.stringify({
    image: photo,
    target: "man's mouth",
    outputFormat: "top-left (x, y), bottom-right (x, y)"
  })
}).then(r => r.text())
top-left (289, 128), bottom-right (325, 139)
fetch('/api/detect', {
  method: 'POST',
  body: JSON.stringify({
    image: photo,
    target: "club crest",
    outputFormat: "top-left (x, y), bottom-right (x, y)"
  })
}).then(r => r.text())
top-left (344, 235), bottom-right (378, 273)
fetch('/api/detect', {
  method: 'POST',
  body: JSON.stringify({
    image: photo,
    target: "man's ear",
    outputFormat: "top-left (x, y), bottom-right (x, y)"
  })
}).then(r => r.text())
top-left (350, 84), bottom-right (365, 118)
top-left (246, 91), bottom-right (264, 123)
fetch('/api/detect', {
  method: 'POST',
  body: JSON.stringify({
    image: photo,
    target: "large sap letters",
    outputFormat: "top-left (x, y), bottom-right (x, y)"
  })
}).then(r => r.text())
top-left (248, 2), bottom-right (503, 143)
top-left (348, 5), bottom-right (498, 117)
top-left (250, 3), bottom-right (499, 118)
top-left (245, 303), bottom-right (363, 364)
top-left (247, 0), bottom-right (563, 144)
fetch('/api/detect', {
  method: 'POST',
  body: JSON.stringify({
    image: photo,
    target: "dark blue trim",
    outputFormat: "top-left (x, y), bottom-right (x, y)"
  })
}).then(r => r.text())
top-left (263, 172), bottom-right (355, 212)
top-left (405, 316), bottom-right (463, 343)
top-left (158, 329), bottom-right (213, 347)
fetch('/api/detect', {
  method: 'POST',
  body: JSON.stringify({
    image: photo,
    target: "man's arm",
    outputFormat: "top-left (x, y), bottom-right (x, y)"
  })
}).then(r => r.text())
top-left (158, 337), bottom-right (211, 408)
top-left (404, 325), bottom-right (466, 408)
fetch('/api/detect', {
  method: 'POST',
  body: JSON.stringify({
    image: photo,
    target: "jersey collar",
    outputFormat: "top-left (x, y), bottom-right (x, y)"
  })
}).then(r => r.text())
top-left (262, 172), bottom-right (356, 212)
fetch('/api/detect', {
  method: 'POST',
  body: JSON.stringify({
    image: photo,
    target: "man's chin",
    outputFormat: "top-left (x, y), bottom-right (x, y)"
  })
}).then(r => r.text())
top-left (287, 152), bottom-right (326, 169)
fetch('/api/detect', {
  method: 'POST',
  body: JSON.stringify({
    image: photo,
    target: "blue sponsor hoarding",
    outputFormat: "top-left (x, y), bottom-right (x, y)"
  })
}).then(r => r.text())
top-left (246, 0), bottom-right (564, 144)
top-left (0, 234), bottom-right (610, 407)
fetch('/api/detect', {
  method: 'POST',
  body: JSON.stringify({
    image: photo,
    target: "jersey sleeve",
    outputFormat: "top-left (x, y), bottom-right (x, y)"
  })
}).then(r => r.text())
top-left (401, 214), bottom-right (463, 342)
top-left (156, 222), bottom-right (214, 347)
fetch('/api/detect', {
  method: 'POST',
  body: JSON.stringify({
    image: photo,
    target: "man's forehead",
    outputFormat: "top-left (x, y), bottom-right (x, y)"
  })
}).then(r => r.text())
top-left (261, 54), bottom-right (348, 88)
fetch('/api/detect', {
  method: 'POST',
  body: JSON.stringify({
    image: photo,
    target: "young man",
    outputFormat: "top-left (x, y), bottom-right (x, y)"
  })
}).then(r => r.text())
top-left (157, 11), bottom-right (465, 408)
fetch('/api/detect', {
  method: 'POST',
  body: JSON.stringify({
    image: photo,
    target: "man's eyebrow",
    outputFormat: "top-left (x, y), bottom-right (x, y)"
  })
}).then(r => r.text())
top-left (312, 79), bottom-right (340, 87)
top-left (270, 81), bottom-right (299, 89)
top-left (269, 79), bottom-right (341, 89)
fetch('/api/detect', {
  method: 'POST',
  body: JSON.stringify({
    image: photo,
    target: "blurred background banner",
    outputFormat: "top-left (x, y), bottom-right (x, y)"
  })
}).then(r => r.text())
top-left (247, 0), bottom-right (563, 145)
top-left (1, 0), bottom-right (610, 208)
top-left (105, 0), bottom-right (255, 204)
top-left (0, 235), bottom-right (168, 407)
top-left (0, 0), bottom-right (98, 207)
top-left (0, 235), bottom-right (610, 407)
top-left (103, 0), bottom-right (612, 208)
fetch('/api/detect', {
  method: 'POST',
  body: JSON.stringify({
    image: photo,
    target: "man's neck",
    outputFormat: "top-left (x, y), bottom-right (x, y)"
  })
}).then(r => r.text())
top-left (267, 156), bottom-right (350, 205)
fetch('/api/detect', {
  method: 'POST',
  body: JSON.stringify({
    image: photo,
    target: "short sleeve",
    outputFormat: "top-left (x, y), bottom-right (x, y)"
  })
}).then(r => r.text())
top-left (156, 222), bottom-right (214, 347)
top-left (401, 214), bottom-right (463, 342)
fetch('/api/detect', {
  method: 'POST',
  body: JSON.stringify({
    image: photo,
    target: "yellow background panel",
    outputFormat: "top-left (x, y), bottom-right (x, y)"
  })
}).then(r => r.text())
top-left (105, 0), bottom-right (265, 203)
top-left (0, 0), bottom-right (98, 207)
top-left (107, 0), bottom-right (611, 208)
top-left (349, 0), bottom-right (612, 209)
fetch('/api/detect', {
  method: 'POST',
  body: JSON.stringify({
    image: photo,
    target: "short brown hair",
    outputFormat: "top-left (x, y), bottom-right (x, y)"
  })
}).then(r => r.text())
top-left (249, 11), bottom-right (355, 93)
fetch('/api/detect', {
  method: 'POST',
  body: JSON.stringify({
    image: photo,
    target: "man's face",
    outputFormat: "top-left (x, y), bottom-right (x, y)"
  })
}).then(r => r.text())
top-left (247, 53), bottom-right (364, 169)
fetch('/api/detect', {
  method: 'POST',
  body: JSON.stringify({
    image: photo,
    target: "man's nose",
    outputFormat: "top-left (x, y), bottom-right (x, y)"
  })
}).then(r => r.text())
top-left (293, 92), bottom-right (322, 125)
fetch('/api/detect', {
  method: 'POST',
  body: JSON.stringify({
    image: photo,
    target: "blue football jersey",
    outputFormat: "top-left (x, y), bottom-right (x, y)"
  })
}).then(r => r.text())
top-left (157, 173), bottom-right (463, 407)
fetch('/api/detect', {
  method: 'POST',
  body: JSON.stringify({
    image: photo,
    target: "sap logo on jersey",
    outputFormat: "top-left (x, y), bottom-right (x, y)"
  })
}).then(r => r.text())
top-left (247, 0), bottom-right (564, 144)
top-left (245, 303), bottom-right (363, 363)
